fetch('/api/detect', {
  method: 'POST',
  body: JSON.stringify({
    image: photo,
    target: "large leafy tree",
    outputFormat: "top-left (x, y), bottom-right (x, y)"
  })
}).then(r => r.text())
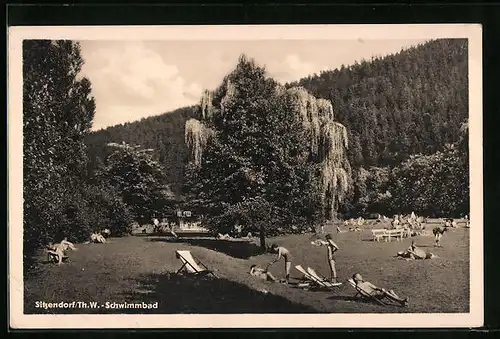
top-left (184, 55), bottom-right (350, 248)
top-left (99, 142), bottom-right (176, 224)
top-left (388, 122), bottom-right (469, 217)
top-left (23, 40), bottom-right (96, 264)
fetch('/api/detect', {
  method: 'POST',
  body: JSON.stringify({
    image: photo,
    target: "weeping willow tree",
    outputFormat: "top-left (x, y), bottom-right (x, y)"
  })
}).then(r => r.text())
top-left (184, 55), bottom-right (350, 246)
top-left (285, 87), bottom-right (351, 219)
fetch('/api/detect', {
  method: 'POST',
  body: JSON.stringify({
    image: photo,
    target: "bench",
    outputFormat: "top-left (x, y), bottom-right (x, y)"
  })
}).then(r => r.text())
top-left (372, 229), bottom-right (404, 242)
top-left (385, 229), bottom-right (404, 242)
top-left (372, 229), bottom-right (386, 242)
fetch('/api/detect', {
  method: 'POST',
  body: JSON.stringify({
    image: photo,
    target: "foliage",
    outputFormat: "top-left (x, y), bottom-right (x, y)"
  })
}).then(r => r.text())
top-left (98, 142), bottom-right (176, 224)
top-left (84, 39), bottom-right (469, 220)
top-left (183, 55), bottom-right (348, 247)
top-left (290, 39), bottom-right (468, 168)
top-left (85, 106), bottom-right (197, 198)
top-left (23, 40), bottom-right (96, 266)
top-left (78, 184), bottom-right (135, 236)
top-left (387, 142), bottom-right (469, 217)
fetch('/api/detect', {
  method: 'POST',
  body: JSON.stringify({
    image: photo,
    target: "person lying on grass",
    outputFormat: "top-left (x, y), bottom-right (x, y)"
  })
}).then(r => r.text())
top-left (267, 244), bottom-right (292, 284)
top-left (352, 273), bottom-right (409, 307)
top-left (397, 241), bottom-right (436, 260)
top-left (46, 238), bottom-right (77, 265)
top-left (249, 264), bottom-right (278, 282)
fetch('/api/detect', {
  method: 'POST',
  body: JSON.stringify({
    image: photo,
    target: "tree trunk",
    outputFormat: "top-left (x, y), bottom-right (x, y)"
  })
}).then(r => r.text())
top-left (259, 224), bottom-right (266, 249)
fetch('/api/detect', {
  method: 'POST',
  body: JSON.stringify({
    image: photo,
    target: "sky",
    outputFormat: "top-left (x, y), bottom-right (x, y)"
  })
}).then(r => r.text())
top-left (79, 39), bottom-right (429, 131)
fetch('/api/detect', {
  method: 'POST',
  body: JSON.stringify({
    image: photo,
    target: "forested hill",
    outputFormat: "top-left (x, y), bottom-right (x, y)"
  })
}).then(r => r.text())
top-left (85, 38), bottom-right (468, 200)
top-left (288, 38), bottom-right (468, 167)
top-left (85, 106), bottom-right (197, 198)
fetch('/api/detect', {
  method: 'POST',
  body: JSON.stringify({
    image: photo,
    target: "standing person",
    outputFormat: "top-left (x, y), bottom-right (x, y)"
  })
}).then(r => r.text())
top-left (433, 226), bottom-right (447, 247)
top-left (325, 234), bottom-right (340, 283)
top-left (152, 215), bottom-right (160, 233)
top-left (267, 244), bottom-right (292, 284)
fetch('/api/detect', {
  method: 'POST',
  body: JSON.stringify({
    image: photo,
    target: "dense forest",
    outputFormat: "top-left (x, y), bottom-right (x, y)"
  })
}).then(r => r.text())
top-left (85, 106), bottom-right (198, 198)
top-left (85, 38), bottom-right (469, 218)
top-left (288, 38), bottom-right (468, 167)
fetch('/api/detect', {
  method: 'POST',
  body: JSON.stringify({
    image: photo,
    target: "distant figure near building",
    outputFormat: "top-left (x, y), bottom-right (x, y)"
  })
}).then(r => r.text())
top-left (152, 216), bottom-right (160, 233)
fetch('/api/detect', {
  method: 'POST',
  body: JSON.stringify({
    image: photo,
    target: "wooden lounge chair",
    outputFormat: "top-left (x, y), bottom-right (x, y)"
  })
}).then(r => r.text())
top-left (347, 278), bottom-right (390, 306)
top-left (295, 265), bottom-right (337, 290)
top-left (306, 267), bottom-right (342, 288)
top-left (175, 250), bottom-right (215, 277)
top-left (46, 250), bottom-right (69, 263)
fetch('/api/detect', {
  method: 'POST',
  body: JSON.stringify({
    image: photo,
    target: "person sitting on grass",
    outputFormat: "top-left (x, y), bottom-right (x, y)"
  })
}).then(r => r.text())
top-left (91, 232), bottom-right (106, 243)
top-left (352, 273), bottom-right (409, 307)
top-left (249, 264), bottom-right (278, 282)
top-left (47, 237), bottom-right (77, 266)
top-left (267, 244), bottom-right (292, 284)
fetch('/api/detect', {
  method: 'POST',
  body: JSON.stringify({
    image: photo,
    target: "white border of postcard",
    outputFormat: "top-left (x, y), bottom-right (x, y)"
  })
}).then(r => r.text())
top-left (8, 24), bottom-right (483, 329)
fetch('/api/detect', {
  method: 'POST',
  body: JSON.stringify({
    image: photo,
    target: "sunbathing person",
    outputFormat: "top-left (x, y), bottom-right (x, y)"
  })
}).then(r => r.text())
top-left (397, 241), bottom-right (436, 260)
top-left (249, 264), bottom-right (278, 282)
top-left (217, 233), bottom-right (232, 240)
top-left (91, 232), bottom-right (106, 243)
top-left (352, 273), bottom-right (409, 307)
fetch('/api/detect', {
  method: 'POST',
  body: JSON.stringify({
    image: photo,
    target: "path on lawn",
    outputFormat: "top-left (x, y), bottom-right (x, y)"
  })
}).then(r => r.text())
top-left (24, 224), bottom-right (470, 314)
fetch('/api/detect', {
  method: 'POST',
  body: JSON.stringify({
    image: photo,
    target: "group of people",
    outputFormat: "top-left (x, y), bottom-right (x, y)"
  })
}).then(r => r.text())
top-left (248, 234), bottom-right (340, 286)
top-left (397, 240), bottom-right (436, 260)
top-left (248, 232), bottom-right (409, 307)
top-left (46, 228), bottom-right (112, 265)
top-left (90, 229), bottom-right (110, 244)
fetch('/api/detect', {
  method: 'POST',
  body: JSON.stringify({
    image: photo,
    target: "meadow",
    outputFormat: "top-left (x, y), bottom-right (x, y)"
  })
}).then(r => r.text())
top-left (24, 222), bottom-right (470, 314)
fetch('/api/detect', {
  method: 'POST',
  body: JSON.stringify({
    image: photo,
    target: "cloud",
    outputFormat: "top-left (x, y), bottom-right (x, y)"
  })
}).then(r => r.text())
top-left (80, 41), bottom-right (203, 130)
top-left (267, 54), bottom-right (330, 84)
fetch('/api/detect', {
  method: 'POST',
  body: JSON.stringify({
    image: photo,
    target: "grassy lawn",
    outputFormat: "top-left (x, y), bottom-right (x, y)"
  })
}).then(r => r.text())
top-left (24, 222), bottom-right (469, 314)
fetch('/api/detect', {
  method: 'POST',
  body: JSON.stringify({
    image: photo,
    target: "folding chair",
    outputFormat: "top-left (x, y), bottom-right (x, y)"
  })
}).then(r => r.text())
top-left (306, 267), bottom-right (342, 288)
top-left (175, 250), bottom-right (216, 277)
top-left (347, 278), bottom-right (389, 306)
top-left (295, 265), bottom-right (333, 290)
top-left (46, 250), bottom-right (69, 263)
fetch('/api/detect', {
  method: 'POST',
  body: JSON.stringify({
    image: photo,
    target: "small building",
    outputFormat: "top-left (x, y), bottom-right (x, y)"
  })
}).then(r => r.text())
top-left (175, 210), bottom-right (208, 232)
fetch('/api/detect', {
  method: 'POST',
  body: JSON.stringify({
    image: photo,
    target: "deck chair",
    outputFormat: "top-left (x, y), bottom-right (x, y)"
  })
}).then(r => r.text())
top-left (295, 265), bottom-right (332, 290)
top-left (175, 250), bottom-right (215, 277)
top-left (347, 278), bottom-right (389, 306)
top-left (293, 265), bottom-right (315, 287)
top-left (306, 267), bottom-right (342, 288)
top-left (46, 250), bottom-right (69, 263)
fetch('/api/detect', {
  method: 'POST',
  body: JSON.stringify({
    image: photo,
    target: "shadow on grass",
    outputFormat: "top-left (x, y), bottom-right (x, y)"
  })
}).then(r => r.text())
top-left (327, 295), bottom-right (401, 309)
top-left (149, 237), bottom-right (265, 259)
top-left (117, 273), bottom-right (318, 314)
